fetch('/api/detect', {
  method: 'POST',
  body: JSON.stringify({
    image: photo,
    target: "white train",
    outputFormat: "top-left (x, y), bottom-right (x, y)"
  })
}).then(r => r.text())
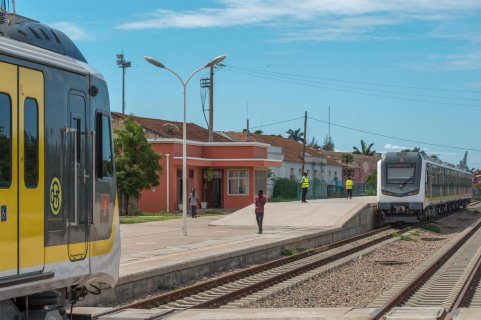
top-left (377, 152), bottom-right (472, 223)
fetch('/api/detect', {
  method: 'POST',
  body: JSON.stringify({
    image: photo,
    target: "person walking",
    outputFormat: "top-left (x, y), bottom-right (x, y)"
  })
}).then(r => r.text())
top-left (300, 172), bottom-right (309, 203)
top-left (346, 177), bottom-right (353, 199)
top-left (189, 188), bottom-right (199, 218)
top-left (254, 190), bottom-right (267, 234)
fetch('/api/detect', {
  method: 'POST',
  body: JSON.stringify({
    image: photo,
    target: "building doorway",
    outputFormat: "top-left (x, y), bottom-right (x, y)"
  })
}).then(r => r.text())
top-left (204, 169), bottom-right (223, 208)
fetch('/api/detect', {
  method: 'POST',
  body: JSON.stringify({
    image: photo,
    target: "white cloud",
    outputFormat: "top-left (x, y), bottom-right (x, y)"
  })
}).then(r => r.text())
top-left (117, 1), bottom-right (481, 42)
top-left (470, 82), bottom-right (481, 88)
top-left (412, 52), bottom-right (481, 71)
top-left (49, 22), bottom-right (90, 41)
top-left (384, 144), bottom-right (412, 150)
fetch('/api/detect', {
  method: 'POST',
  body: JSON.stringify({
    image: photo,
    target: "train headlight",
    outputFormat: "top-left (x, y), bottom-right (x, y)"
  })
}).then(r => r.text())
top-left (408, 191), bottom-right (418, 196)
top-left (382, 190), bottom-right (392, 196)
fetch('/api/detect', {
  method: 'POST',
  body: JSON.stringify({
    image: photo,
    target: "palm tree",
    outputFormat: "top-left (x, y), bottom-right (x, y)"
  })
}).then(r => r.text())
top-left (286, 128), bottom-right (304, 143)
top-left (353, 140), bottom-right (376, 156)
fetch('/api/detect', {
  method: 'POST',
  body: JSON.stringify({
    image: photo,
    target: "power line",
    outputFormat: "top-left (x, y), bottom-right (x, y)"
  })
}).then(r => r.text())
top-left (227, 64), bottom-right (481, 94)
top-left (308, 116), bottom-right (481, 152)
top-left (232, 116), bottom-right (304, 132)
top-left (228, 66), bottom-right (479, 103)
top-left (225, 68), bottom-right (481, 109)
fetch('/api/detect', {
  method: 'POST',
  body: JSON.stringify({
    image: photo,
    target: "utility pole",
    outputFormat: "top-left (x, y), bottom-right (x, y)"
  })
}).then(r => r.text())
top-left (246, 119), bottom-right (250, 141)
top-left (116, 53), bottom-right (131, 114)
top-left (301, 111), bottom-right (307, 175)
top-left (208, 65), bottom-right (214, 142)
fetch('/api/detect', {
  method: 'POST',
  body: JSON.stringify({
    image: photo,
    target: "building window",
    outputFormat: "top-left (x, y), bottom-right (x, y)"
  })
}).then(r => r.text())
top-left (228, 169), bottom-right (249, 195)
top-left (0, 93), bottom-right (12, 188)
top-left (299, 169), bottom-right (302, 176)
top-left (307, 170), bottom-right (310, 177)
top-left (96, 113), bottom-right (113, 178)
top-left (24, 98), bottom-right (39, 188)
top-left (314, 170), bottom-right (318, 178)
top-left (189, 169), bottom-right (194, 179)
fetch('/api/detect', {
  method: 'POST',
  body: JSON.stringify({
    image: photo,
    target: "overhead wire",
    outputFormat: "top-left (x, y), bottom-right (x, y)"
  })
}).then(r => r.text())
top-left (227, 64), bottom-right (481, 94)
top-left (224, 68), bottom-right (481, 109)
top-left (308, 116), bottom-right (481, 152)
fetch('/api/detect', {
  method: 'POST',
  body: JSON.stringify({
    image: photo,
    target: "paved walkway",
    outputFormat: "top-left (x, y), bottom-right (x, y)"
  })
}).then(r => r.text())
top-left (119, 197), bottom-right (376, 279)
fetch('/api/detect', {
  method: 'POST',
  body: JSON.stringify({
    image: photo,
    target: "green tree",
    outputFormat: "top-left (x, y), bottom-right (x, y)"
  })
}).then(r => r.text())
top-left (254, 129), bottom-right (264, 134)
top-left (308, 137), bottom-right (321, 150)
top-left (286, 128), bottom-right (304, 143)
top-left (114, 116), bottom-right (162, 215)
top-left (341, 154), bottom-right (354, 178)
top-left (321, 135), bottom-right (335, 151)
top-left (353, 140), bottom-right (376, 156)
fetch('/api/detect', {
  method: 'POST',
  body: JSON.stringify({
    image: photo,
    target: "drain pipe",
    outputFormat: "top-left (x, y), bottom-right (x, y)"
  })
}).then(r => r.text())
top-left (166, 154), bottom-right (170, 212)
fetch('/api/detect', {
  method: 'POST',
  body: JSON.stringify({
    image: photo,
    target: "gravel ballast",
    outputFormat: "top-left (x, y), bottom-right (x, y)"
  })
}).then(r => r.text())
top-left (247, 210), bottom-right (481, 309)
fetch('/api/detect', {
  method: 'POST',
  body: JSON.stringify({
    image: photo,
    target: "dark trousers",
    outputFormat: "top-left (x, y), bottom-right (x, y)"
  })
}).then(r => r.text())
top-left (191, 205), bottom-right (197, 218)
top-left (347, 189), bottom-right (352, 199)
top-left (301, 188), bottom-right (308, 202)
top-left (256, 213), bottom-right (264, 231)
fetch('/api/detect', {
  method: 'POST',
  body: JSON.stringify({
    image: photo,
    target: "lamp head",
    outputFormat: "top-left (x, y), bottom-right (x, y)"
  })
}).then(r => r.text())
top-left (144, 56), bottom-right (165, 69)
top-left (204, 55), bottom-right (227, 68)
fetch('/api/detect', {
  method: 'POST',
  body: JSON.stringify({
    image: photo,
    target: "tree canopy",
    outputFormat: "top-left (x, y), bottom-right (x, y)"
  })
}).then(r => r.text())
top-left (114, 116), bottom-right (162, 215)
top-left (321, 135), bottom-right (335, 151)
top-left (353, 140), bottom-right (376, 156)
top-left (286, 128), bottom-right (304, 143)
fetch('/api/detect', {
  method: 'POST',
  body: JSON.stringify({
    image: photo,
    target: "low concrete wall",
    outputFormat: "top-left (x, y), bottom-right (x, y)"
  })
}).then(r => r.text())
top-left (80, 203), bottom-right (377, 307)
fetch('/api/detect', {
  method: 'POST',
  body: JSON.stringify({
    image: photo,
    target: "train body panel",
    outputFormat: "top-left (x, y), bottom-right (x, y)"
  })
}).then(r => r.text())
top-left (0, 13), bottom-right (120, 304)
top-left (378, 152), bottom-right (472, 223)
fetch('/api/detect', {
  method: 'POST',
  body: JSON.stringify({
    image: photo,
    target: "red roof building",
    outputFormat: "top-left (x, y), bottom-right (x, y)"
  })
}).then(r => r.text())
top-left (112, 113), bottom-right (281, 212)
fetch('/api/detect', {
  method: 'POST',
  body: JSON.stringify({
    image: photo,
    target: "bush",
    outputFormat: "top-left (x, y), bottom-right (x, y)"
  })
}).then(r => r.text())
top-left (272, 178), bottom-right (299, 200)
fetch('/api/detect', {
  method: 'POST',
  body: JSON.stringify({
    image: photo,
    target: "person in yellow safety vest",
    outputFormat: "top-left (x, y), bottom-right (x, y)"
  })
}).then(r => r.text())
top-left (346, 177), bottom-right (353, 199)
top-left (301, 172), bottom-right (310, 203)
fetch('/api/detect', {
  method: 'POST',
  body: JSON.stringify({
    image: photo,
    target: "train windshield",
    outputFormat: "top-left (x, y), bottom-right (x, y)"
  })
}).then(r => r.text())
top-left (386, 163), bottom-right (416, 184)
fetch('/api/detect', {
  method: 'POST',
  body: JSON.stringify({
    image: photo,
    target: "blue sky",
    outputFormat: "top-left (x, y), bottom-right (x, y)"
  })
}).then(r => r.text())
top-left (17, 1), bottom-right (481, 168)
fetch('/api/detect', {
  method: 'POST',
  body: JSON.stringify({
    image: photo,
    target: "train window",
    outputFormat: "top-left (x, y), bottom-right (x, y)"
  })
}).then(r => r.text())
top-left (24, 98), bottom-right (39, 188)
top-left (96, 113), bottom-right (113, 178)
top-left (0, 93), bottom-right (12, 188)
top-left (386, 163), bottom-right (415, 184)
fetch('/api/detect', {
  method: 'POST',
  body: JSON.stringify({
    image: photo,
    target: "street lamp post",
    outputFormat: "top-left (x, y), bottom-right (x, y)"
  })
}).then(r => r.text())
top-left (144, 55), bottom-right (226, 236)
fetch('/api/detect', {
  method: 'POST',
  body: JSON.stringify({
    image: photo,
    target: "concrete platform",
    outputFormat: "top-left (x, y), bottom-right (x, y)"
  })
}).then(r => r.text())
top-left (454, 308), bottom-right (481, 319)
top-left (210, 197), bottom-right (376, 228)
top-left (80, 197), bottom-right (377, 307)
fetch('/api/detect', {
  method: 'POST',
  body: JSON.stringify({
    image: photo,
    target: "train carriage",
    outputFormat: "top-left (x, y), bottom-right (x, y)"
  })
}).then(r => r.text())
top-left (0, 11), bottom-right (119, 319)
top-left (377, 152), bottom-right (472, 223)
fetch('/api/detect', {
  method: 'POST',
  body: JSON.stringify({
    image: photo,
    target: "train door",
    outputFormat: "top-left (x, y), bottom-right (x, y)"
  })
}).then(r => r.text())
top-left (19, 67), bottom-right (45, 273)
top-left (67, 92), bottom-right (89, 260)
top-left (0, 62), bottom-right (18, 277)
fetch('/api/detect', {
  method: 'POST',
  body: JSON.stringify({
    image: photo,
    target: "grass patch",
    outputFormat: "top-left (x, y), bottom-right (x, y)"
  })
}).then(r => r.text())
top-left (201, 210), bottom-right (225, 216)
top-left (120, 213), bottom-right (181, 224)
top-left (281, 247), bottom-right (307, 256)
top-left (422, 224), bottom-right (441, 233)
top-left (392, 231), bottom-right (401, 238)
top-left (400, 234), bottom-right (415, 241)
top-left (410, 230), bottom-right (422, 237)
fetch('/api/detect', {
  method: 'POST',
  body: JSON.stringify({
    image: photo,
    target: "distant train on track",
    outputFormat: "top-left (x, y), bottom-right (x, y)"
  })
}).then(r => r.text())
top-left (0, 9), bottom-right (119, 319)
top-left (377, 152), bottom-right (472, 223)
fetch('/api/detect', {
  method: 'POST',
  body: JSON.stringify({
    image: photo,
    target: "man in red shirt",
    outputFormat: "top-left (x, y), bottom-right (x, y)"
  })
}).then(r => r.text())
top-left (255, 190), bottom-right (267, 234)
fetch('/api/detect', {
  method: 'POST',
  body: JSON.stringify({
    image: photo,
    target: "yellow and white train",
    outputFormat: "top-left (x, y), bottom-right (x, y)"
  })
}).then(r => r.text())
top-left (0, 10), bottom-right (120, 319)
top-left (377, 152), bottom-right (472, 223)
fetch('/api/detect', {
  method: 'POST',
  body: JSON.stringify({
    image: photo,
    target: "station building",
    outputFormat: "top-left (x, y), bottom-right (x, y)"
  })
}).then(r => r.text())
top-left (111, 113), bottom-right (281, 213)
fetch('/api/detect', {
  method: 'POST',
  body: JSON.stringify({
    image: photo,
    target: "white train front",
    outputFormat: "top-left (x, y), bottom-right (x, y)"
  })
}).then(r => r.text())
top-left (377, 152), bottom-right (472, 223)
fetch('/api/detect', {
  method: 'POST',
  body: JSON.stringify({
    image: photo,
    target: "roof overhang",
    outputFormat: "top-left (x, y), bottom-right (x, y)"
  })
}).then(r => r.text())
top-left (148, 138), bottom-right (271, 148)
top-left (173, 156), bottom-right (282, 168)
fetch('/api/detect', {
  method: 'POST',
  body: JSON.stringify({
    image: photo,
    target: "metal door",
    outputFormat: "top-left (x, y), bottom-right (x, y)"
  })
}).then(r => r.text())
top-left (67, 92), bottom-right (89, 261)
top-left (19, 67), bottom-right (45, 273)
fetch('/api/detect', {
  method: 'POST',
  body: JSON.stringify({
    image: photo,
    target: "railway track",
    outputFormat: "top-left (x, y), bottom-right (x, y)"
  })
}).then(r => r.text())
top-left (94, 226), bottom-right (404, 319)
top-left (369, 216), bottom-right (481, 320)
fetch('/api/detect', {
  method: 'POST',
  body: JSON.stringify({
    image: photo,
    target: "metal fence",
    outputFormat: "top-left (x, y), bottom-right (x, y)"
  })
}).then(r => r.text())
top-left (270, 178), bottom-right (376, 202)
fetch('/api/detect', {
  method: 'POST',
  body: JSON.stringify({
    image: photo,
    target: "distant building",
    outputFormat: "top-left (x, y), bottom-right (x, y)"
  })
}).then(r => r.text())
top-left (112, 113), bottom-right (281, 212)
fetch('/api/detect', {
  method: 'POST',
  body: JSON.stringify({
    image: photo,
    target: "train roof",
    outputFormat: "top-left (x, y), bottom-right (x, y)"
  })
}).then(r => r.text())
top-left (0, 13), bottom-right (102, 77)
top-left (383, 152), bottom-right (472, 175)
top-left (0, 13), bottom-right (86, 62)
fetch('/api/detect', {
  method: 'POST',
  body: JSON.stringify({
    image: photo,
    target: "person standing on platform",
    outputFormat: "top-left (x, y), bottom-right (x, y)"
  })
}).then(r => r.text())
top-left (189, 188), bottom-right (199, 218)
top-left (300, 172), bottom-right (310, 203)
top-left (254, 190), bottom-right (267, 234)
top-left (346, 177), bottom-right (353, 199)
